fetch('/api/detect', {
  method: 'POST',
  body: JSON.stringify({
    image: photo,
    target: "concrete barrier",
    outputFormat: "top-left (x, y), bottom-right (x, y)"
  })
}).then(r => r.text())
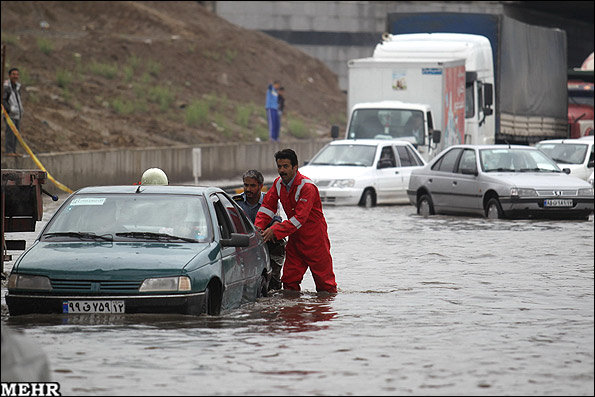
top-left (1, 140), bottom-right (330, 194)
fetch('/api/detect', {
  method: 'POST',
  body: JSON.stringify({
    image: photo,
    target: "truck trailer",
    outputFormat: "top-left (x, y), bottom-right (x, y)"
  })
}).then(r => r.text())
top-left (385, 12), bottom-right (569, 145)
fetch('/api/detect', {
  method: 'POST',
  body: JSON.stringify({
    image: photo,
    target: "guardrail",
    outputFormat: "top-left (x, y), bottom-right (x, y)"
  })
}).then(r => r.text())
top-left (1, 139), bottom-right (330, 194)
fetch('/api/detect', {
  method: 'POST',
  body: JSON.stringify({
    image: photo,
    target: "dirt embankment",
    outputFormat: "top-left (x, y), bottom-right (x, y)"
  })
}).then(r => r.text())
top-left (1, 1), bottom-right (347, 155)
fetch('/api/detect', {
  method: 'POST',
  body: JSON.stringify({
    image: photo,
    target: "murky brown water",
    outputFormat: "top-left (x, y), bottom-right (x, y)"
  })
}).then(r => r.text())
top-left (2, 196), bottom-right (593, 395)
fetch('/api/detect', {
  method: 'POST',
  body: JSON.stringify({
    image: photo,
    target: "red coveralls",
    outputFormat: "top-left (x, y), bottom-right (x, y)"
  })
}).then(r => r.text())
top-left (255, 171), bottom-right (337, 293)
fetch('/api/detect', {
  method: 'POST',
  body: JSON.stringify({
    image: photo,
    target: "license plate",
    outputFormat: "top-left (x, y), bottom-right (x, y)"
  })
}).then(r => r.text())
top-left (62, 300), bottom-right (125, 314)
top-left (544, 199), bottom-right (573, 207)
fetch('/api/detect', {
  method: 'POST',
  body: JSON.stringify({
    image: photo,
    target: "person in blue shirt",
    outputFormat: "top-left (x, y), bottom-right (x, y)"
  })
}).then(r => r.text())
top-left (265, 81), bottom-right (281, 142)
top-left (233, 169), bottom-right (285, 290)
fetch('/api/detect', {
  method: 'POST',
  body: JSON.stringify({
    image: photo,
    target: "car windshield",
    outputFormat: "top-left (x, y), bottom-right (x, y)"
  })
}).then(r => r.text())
top-left (536, 142), bottom-right (589, 165)
top-left (309, 144), bottom-right (377, 167)
top-left (480, 148), bottom-right (561, 173)
top-left (43, 194), bottom-right (212, 242)
top-left (347, 108), bottom-right (425, 145)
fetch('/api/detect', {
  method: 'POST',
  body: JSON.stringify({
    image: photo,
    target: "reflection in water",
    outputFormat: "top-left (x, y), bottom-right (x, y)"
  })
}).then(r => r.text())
top-left (1, 198), bottom-right (593, 396)
top-left (258, 291), bottom-right (337, 333)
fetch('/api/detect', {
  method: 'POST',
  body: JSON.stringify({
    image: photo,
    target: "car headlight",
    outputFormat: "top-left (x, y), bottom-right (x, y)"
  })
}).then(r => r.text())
top-left (578, 187), bottom-right (594, 197)
top-left (139, 276), bottom-right (191, 292)
top-left (8, 274), bottom-right (52, 291)
top-left (510, 188), bottom-right (537, 197)
top-left (330, 179), bottom-right (355, 188)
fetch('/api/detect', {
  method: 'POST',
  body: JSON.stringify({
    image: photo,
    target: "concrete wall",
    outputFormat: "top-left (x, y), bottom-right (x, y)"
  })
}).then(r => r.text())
top-left (213, 1), bottom-right (506, 91)
top-left (1, 140), bottom-right (330, 194)
top-left (213, 1), bottom-right (593, 91)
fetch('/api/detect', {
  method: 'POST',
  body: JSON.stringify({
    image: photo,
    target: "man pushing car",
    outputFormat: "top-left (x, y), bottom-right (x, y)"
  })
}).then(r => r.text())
top-left (255, 148), bottom-right (337, 293)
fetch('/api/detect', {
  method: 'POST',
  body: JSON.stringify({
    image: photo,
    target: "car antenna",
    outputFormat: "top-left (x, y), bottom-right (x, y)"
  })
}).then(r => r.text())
top-left (135, 184), bottom-right (142, 193)
top-left (504, 139), bottom-right (511, 149)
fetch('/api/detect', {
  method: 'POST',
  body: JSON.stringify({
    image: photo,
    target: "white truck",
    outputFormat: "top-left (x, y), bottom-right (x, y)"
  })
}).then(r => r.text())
top-left (344, 33), bottom-right (495, 161)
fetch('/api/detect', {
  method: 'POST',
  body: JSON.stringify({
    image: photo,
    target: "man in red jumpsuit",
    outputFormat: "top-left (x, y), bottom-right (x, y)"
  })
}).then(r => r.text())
top-left (255, 148), bottom-right (337, 293)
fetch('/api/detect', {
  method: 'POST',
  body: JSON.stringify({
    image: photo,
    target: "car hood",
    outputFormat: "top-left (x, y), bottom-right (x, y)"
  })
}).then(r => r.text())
top-left (301, 165), bottom-right (371, 181)
top-left (14, 241), bottom-right (213, 279)
top-left (485, 172), bottom-right (590, 188)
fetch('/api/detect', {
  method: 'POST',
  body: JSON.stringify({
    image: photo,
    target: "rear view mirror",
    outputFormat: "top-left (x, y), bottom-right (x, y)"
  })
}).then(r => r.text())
top-left (221, 233), bottom-right (250, 247)
top-left (461, 168), bottom-right (478, 176)
top-left (484, 84), bottom-right (493, 107)
top-left (330, 125), bottom-right (339, 139)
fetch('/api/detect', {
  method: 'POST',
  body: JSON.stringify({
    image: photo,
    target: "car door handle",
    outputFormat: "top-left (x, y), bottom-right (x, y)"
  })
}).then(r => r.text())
top-left (394, 171), bottom-right (400, 174)
top-left (428, 178), bottom-right (433, 183)
top-left (452, 181), bottom-right (457, 186)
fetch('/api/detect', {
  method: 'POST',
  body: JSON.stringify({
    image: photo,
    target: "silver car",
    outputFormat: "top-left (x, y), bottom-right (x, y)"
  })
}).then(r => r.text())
top-left (407, 145), bottom-right (595, 220)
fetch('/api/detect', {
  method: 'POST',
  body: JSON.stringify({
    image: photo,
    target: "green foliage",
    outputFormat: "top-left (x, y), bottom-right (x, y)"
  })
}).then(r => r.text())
top-left (17, 66), bottom-right (33, 86)
top-left (36, 37), bottom-right (53, 55)
top-left (287, 117), bottom-right (311, 139)
top-left (235, 105), bottom-right (252, 128)
top-left (185, 99), bottom-right (210, 126)
top-left (224, 49), bottom-right (237, 64)
top-left (254, 124), bottom-right (269, 141)
top-left (203, 49), bottom-right (220, 61)
top-left (2, 33), bottom-right (18, 45)
top-left (148, 85), bottom-right (174, 111)
top-left (123, 65), bottom-right (134, 83)
top-left (111, 97), bottom-right (136, 115)
top-left (88, 61), bottom-right (118, 79)
top-left (56, 69), bottom-right (73, 88)
top-left (146, 60), bottom-right (161, 77)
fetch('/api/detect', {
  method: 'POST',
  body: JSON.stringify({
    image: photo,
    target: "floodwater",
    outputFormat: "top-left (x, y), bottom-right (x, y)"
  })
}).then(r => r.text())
top-left (2, 196), bottom-right (593, 396)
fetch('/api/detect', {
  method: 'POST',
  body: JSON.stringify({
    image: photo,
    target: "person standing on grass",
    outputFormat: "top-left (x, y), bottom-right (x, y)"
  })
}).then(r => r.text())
top-left (2, 67), bottom-right (24, 156)
top-left (265, 80), bottom-right (281, 142)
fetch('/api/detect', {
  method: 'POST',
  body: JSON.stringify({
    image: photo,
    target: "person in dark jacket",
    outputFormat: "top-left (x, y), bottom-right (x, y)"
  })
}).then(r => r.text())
top-left (2, 67), bottom-right (24, 155)
top-left (233, 169), bottom-right (285, 291)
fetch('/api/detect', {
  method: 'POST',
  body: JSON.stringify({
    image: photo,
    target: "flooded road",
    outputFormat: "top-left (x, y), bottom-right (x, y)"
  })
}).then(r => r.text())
top-left (2, 196), bottom-right (593, 395)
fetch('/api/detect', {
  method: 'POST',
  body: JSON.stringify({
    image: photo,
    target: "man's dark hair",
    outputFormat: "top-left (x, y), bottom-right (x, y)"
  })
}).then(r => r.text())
top-left (242, 169), bottom-right (264, 185)
top-left (8, 67), bottom-right (19, 75)
top-left (275, 148), bottom-right (298, 167)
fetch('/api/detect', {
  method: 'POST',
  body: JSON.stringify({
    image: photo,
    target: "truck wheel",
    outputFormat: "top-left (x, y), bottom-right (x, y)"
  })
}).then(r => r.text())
top-left (417, 194), bottom-right (434, 217)
top-left (358, 189), bottom-right (376, 208)
top-left (485, 197), bottom-right (504, 219)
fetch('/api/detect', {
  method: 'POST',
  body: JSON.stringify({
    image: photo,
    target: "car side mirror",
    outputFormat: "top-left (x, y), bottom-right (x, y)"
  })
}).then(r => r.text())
top-left (221, 233), bottom-right (250, 247)
top-left (431, 130), bottom-right (441, 144)
top-left (562, 168), bottom-right (571, 174)
top-left (461, 168), bottom-right (478, 176)
top-left (330, 125), bottom-right (339, 139)
top-left (588, 160), bottom-right (594, 168)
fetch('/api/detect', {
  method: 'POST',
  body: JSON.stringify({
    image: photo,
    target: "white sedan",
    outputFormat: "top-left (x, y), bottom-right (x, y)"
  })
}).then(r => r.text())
top-left (300, 139), bottom-right (426, 207)
top-left (536, 136), bottom-right (594, 181)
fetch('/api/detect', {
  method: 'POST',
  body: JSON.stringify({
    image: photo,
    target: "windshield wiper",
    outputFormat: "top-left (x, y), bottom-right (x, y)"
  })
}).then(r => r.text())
top-left (486, 168), bottom-right (516, 172)
top-left (551, 158), bottom-right (572, 164)
top-left (43, 232), bottom-right (113, 241)
top-left (115, 231), bottom-right (198, 243)
top-left (336, 162), bottom-right (365, 166)
top-left (520, 168), bottom-right (544, 172)
top-left (311, 162), bottom-right (333, 165)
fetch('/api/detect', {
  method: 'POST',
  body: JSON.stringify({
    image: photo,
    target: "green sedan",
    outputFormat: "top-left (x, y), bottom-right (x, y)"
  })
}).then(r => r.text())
top-left (6, 185), bottom-right (271, 316)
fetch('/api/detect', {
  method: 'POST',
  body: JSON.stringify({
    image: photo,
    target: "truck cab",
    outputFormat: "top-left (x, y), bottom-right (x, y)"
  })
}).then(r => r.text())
top-left (375, 33), bottom-right (495, 148)
top-left (345, 101), bottom-right (441, 161)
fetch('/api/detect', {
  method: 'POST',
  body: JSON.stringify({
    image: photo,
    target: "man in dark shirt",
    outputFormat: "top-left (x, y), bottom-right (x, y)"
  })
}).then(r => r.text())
top-left (2, 67), bottom-right (24, 155)
top-left (233, 169), bottom-right (285, 290)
